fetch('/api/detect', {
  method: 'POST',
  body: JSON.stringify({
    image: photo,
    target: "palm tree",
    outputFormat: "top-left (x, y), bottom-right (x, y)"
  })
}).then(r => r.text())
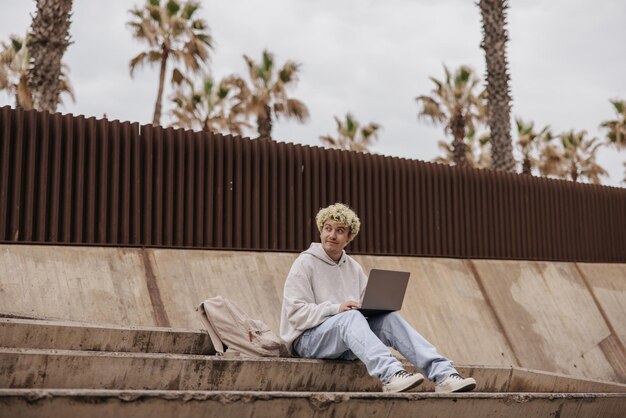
top-left (127, 0), bottom-right (213, 126)
top-left (515, 118), bottom-right (553, 175)
top-left (27, 0), bottom-right (73, 112)
top-left (479, 0), bottom-right (515, 172)
top-left (434, 128), bottom-right (491, 169)
top-left (560, 130), bottom-right (607, 184)
top-left (169, 73), bottom-right (251, 134)
top-left (320, 113), bottom-right (381, 153)
top-left (600, 99), bottom-right (626, 150)
top-left (240, 50), bottom-right (309, 139)
top-left (535, 139), bottom-right (565, 178)
top-left (468, 129), bottom-right (492, 169)
top-left (416, 65), bottom-right (487, 168)
top-left (1, 35), bottom-right (33, 109)
top-left (0, 34), bottom-right (74, 110)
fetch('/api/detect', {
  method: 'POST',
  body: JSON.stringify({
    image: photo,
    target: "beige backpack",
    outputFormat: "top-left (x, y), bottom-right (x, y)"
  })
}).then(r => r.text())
top-left (197, 296), bottom-right (287, 357)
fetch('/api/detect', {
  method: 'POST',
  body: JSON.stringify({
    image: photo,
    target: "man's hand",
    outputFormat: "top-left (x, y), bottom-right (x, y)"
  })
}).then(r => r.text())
top-left (339, 300), bottom-right (361, 312)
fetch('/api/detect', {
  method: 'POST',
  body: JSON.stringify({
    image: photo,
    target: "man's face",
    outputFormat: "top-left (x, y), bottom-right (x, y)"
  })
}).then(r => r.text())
top-left (320, 220), bottom-right (351, 259)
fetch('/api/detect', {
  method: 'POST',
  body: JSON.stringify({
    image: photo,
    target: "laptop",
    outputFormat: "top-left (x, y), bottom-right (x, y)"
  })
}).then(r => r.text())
top-left (357, 269), bottom-right (410, 316)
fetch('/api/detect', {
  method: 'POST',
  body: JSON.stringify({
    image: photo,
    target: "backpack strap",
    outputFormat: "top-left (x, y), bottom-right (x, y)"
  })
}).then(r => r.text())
top-left (196, 301), bottom-right (225, 355)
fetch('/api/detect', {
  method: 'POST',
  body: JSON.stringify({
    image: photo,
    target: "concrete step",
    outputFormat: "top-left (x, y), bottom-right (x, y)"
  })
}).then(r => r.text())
top-left (1, 389), bottom-right (625, 418)
top-left (0, 318), bottom-right (212, 355)
top-left (2, 348), bottom-right (625, 394)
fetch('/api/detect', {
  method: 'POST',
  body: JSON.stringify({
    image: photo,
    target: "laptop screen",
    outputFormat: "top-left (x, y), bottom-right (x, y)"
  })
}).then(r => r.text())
top-left (358, 269), bottom-right (410, 315)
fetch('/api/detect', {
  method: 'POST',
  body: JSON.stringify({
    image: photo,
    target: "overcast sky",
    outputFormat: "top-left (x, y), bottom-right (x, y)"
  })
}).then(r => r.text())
top-left (2, 0), bottom-right (625, 186)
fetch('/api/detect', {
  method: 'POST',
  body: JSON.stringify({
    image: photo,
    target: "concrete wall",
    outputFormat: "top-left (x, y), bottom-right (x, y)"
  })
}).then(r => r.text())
top-left (0, 244), bottom-right (624, 383)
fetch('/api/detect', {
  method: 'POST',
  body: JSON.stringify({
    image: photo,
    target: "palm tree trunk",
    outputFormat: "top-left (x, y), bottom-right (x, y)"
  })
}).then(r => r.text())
top-left (570, 162), bottom-right (578, 182)
top-left (17, 76), bottom-right (33, 110)
top-left (522, 156), bottom-right (532, 175)
top-left (451, 111), bottom-right (469, 167)
top-left (257, 104), bottom-right (273, 139)
top-left (153, 48), bottom-right (168, 126)
top-left (27, 0), bottom-right (73, 113)
top-left (479, 0), bottom-right (515, 172)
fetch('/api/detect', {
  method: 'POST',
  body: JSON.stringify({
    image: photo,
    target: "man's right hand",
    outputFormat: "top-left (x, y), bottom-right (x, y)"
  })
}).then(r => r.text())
top-left (339, 300), bottom-right (361, 312)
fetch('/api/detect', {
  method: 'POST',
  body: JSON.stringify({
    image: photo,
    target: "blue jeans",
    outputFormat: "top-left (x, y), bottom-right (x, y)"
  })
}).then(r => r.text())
top-left (293, 310), bottom-right (456, 383)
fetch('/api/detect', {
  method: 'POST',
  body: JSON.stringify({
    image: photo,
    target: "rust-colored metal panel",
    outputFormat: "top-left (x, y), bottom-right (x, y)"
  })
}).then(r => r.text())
top-left (1, 106), bottom-right (625, 262)
top-left (35, 111), bottom-right (50, 243)
top-left (442, 165), bottom-right (452, 257)
top-left (129, 123), bottom-right (141, 245)
top-left (518, 173), bottom-right (528, 258)
top-left (385, 156), bottom-right (395, 254)
top-left (3, 110), bottom-right (26, 241)
top-left (294, 144), bottom-right (304, 251)
top-left (72, 115), bottom-right (85, 243)
top-left (262, 139), bottom-right (280, 249)
top-left (287, 144), bottom-right (296, 250)
top-left (120, 122), bottom-right (132, 245)
top-left (192, 131), bottom-right (205, 247)
top-left (364, 153), bottom-right (375, 254)
top-left (333, 149), bottom-right (343, 204)
top-left (461, 167), bottom-right (473, 257)
top-left (203, 131), bottom-right (215, 247)
top-left (399, 159), bottom-right (410, 255)
top-left (183, 130), bottom-right (194, 247)
top-left (108, 120), bottom-right (121, 245)
top-left (223, 134), bottom-right (234, 248)
top-left (423, 162), bottom-right (434, 256)
top-left (163, 128), bottom-right (175, 247)
top-left (511, 175), bottom-right (523, 259)
top-left (22, 110), bottom-right (37, 242)
top-left (214, 132), bottom-right (225, 247)
top-left (277, 142), bottom-right (287, 250)
top-left (155, 127), bottom-right (167, 246)
top-left (498, 173), bottom-right (509, 258)
top-left (48, 114), bottom-right (63, 242)
top-left (449, 166), bottom-right (460, 257)
top-left (173, 129), bottom-right (185, 247)
top-left (9, 109), bottom-right (25, 242)
top-left (393, 158), bottom-right (403, 254)
top-left (0, 108), bottom-right (12, 240)
top-left (328, 149), bottom-right (338, 205)
top-left (302, 145), bottom-right (312, 249)
top-left (84, 117), bottom-right (97, 244)
top-left (117, 122), bottom-right (132, 245)
top-left (259, 139), bottom-right (269, 249)
top-left (141, 125), bottom-right (154, 246)
top-left (602, 187), bottom-right (615, 260)
top-left (96, 119), bottom-right (109, 244)
top-left (309, 147), bottom-right (320, 245)
top-left (416, 161), bottom-right (426, 256)
top-left (251, 139), bottom-right (261, 249)
top-left (370, 154), bottom-right (381, 252)
top-left (242, 136), bottom-right (252, 249)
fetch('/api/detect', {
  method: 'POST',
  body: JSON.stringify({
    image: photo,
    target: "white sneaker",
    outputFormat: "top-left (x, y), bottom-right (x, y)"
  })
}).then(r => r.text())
top-left (382, 370), bottom-right (424, 393)
top-left (435, 373), bottom-right (476, 393)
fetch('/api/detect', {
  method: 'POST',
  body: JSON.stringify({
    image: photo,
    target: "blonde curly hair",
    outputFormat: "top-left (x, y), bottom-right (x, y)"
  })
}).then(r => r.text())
top-left (315, 203), bottom-right (361, 238)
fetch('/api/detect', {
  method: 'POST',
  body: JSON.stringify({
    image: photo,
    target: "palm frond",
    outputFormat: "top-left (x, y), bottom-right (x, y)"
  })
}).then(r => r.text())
top-left (236, 50), bottom-right (309, 137)
top-left (182, 2), bottom-right (200, 19)
top-left (320, 113), bottom-right (380, 153)
top-left (165, 0), bottom-right (181, 17)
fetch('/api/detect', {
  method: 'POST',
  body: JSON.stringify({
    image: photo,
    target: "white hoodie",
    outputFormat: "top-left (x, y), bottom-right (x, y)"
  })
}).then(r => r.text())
top-left (280, 242), bottom-right (368, 353)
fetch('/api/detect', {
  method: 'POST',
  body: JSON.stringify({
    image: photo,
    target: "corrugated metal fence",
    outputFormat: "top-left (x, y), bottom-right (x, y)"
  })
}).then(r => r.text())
top-left (1, 106), bottom-right (625, 261)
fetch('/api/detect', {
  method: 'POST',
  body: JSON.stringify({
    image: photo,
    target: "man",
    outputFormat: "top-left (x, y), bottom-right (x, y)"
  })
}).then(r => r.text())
top-left (280, 203), bottom-right (476, 393)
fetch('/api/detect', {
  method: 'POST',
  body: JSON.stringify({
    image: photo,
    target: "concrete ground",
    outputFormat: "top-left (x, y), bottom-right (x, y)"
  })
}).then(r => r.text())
top-left (1, 317), bottom-right (625, 417)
